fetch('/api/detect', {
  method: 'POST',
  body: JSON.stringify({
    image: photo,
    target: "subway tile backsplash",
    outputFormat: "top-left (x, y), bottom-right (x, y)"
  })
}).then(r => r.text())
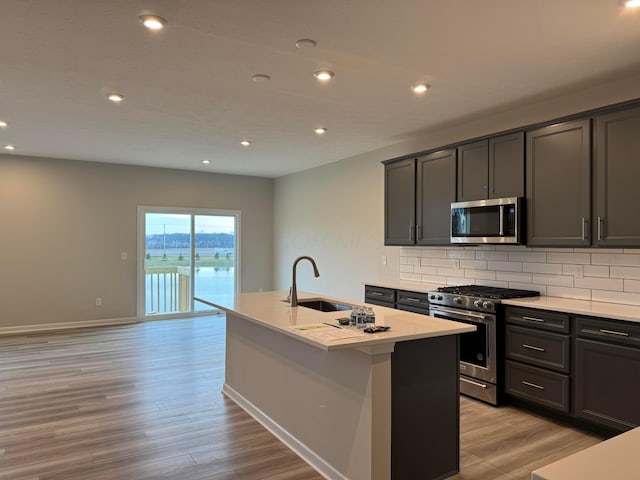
top-left (398, 246), bottom-right (640, 305)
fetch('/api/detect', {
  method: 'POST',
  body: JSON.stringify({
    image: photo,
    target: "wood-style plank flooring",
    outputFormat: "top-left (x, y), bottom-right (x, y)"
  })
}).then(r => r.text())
top-left (0, 317), bottom-right (601, 479)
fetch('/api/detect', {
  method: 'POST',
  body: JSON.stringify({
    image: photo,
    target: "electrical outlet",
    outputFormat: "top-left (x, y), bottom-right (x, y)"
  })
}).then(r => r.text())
top-left (95, 297), bottom-right (102, 306)
top-left (381, 255), bottom-right (387, 265)
top-left (121, 251), bottom-right (127, 261)
top-left (575, 265), bottom-right (584, 279)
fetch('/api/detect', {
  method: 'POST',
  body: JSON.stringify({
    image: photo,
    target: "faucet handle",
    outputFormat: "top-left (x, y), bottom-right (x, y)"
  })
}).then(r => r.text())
top-left (287, 286), bottom-right (292, 302)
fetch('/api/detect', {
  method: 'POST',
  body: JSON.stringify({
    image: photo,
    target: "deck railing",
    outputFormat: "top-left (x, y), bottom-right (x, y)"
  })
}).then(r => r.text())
top-left (145, 266), bottom-right (191, 314)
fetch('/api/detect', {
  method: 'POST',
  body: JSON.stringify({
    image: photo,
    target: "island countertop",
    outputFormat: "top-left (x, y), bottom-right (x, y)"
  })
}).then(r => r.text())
top-left (208, 290), bottom-right (475, 351)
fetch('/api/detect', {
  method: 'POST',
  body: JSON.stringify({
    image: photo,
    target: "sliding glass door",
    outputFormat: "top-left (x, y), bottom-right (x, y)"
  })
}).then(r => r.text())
top-left (138, 207), bottom-right (239, 318)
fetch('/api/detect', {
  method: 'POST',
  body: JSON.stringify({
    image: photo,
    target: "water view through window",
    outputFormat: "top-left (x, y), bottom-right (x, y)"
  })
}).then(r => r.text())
top-left (144, 211), bottom-right (237, 316)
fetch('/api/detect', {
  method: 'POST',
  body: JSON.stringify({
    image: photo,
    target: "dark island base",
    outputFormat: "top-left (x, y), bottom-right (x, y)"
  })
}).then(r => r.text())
top-left (392, 335), bottom-right (460, 480)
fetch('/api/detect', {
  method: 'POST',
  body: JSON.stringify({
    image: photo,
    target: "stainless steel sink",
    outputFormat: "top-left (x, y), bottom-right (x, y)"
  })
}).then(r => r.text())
top-left (284, 298), bottom-right (354, 312)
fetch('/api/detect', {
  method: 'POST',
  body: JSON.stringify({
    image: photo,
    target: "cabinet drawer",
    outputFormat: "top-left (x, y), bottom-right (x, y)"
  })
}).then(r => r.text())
top-left (505, 361), bottom-right (570, 413)
top-left (506, 326), bottom-right (570, 373)
top-left (397, 290), bottom-right (430, 312)
top-left (505, 307), bottom-right (570, 333)
top-left (365, 285), bottom-right (396, 306)
top-left (576, 317), bottom-right (640, 347)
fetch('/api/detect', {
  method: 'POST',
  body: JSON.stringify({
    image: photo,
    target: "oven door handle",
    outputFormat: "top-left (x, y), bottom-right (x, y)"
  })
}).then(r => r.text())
top-left (430, 306), bottom-right (492, 323)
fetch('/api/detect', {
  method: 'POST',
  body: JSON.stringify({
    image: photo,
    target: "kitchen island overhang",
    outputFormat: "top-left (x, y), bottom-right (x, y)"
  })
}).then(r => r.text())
top-left (210, 291), bottom-right (475, 480)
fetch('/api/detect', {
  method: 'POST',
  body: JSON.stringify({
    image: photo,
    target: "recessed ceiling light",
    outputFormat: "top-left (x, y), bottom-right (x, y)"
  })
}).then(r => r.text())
top-left (314, 127), bottom-right (327, 135)
top-left (202, 159), bottom-right (211, 165)
top-left (107, 93), bottom-right (125, 103)
top-left (295, 38), bottom-right (317, 49)
top-left (139, 14), bottom-right (167, 31)
top-left (411, 83), bottom-right (430, 94)
top-left (252, 74), bottom-right (271, 82)
top-left (620, 0), bottom-right (640, 7)
top-left (313, 70), bottom-right (334, 81)
top-left (240, 140), bottom-right (252, 147)
top-left (4, 145), bottom-right (16, 151)
top-left (0, 121), bottom-right (7, 128)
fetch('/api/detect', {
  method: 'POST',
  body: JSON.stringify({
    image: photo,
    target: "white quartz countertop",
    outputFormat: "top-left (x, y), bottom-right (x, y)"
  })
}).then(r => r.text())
top-left (531, 427), bottom-right (640, 480)
top-left (208, 291), bottom-right (475, 351)
top-left (502, 296), bottom-right (640, 324)
top-left (366, 280), bottom-right (640, 324)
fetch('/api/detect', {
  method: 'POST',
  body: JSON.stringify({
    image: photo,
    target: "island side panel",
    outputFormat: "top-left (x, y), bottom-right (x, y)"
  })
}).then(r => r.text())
top-left (223, 313), bottom-right (393, 480)
top-left (391, 335), bottom-right (460, 479)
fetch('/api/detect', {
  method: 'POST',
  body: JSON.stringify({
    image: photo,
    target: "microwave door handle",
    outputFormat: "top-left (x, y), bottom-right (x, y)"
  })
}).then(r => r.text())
top-left (499, 205), bottom-right (504, 236)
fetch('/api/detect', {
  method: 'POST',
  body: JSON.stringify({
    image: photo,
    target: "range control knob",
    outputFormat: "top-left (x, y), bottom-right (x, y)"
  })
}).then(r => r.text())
top-left (437, 295), bottom-right (443, 301)
top-left (453, 296), bottom-right (462, 305)
top-left (482, 301), bottom-right (494, 310)
top-left (429, 294), bottom-right (436, 300)
top-left (473, 299), bottom-right (483, 308)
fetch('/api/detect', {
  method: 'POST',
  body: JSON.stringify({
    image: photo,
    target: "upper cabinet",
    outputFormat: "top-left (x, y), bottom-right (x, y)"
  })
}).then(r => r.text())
top-left (416, 149), bottom-right (457, 245)
top-left (526, 119), bottom-right (591, 247)
top-left (489, 132), bottom-right (525, 199)
top-left (457, 132), bottom-right (524, 202)
top-left (457, 140), bottom-right (488, 202)
top-left (384, 158), bottom-right (416, 245)
top-left (384, 149), bottom-right (456, 246)
top-left (383, 100), bottom-right (640, 249)
top-left (594, 106), bottom-right (640, 247)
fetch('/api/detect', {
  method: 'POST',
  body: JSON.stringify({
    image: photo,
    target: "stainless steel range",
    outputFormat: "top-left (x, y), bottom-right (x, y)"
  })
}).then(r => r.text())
top-left (428, 285), bottom-right (540, 405)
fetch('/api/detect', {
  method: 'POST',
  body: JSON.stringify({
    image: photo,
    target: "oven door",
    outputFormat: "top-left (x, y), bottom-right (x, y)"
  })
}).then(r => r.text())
top-left (429, 305), bottom-right (497, 384)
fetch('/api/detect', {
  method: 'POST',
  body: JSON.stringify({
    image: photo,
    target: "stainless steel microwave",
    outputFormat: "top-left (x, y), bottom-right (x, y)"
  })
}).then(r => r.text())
top-left (451, 197), bottom-right (523, 244)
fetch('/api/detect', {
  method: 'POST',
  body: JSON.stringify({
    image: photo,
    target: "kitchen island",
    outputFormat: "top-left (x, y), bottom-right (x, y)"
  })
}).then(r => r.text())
top-left (208, 291), bottom-right (475, 480)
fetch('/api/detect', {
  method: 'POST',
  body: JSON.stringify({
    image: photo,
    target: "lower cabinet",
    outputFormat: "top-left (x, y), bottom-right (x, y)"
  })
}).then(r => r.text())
top-left (504, 308), bottom-right (571, 413)
top-left (364, 285), bottom-right (396, 308)
top-left (504, 306), bottom-right (640, 435)
top-left (574, 318), bottom-right (640, 432)
top-left (505, 361), bottom-right (570, 413)
top-left (364, 285), bottom-right (430, 315)
top-left (396, 289), bottom-right (430, 315)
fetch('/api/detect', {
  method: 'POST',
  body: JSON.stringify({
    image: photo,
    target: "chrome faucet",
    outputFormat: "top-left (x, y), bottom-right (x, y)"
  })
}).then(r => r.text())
top-left (289, 256), bottom-right (320, 307)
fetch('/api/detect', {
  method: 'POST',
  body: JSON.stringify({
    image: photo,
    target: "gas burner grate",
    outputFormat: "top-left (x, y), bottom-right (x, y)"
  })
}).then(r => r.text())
top-left (436, 285), bottom-right (540, 299)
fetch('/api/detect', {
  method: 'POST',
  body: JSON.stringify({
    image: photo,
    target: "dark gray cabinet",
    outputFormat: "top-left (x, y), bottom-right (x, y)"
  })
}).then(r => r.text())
top-left (416, 149), bottom-right (456, 245)
top-left (384, 158), bottom-right (416, 245)
top-left (364, 285), bottom-right (396, 307)
top-left (594, 106), bottom-right (640, 246)
top-left (489, 132), bottom-right (525, 199)
top-left (526, 119), bottom-right (591, 246)
top-left (504, 307), bottom-right (571, 413)
top-left (396, 290), bottom-right (430, 315)
top-left (574, 316), bottom-right (640, 432)
top-left (457, 140), bottom-right (489, 202)
top-left (457, 133), bottom-right (524, 202)
top-left (384, 150), bottom-right (455, 246)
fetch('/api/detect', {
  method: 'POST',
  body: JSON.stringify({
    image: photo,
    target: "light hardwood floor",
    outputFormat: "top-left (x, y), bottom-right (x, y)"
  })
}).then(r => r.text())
top-left (0, 317), bottom-right (601, 479)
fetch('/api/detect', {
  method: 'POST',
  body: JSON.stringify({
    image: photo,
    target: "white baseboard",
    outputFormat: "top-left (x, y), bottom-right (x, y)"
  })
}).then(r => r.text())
top-left (0, 316), bottom-right (137, 336)
top-left (222, 383), bottom-right (347, 480)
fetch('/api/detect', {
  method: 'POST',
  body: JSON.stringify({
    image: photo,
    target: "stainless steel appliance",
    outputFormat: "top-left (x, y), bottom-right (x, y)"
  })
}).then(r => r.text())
top-left (451, 196), bottom-right (523, 244)
top-left (428, 285), bottom-right (539, 405)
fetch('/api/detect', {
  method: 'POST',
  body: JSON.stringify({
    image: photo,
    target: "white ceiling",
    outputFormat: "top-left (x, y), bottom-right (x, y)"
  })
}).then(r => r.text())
top-left (1, 1), bottom-right (640, 178)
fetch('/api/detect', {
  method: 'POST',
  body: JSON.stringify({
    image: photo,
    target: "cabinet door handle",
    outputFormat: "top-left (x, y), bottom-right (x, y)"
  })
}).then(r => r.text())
top-left (499, 206), bottom-right (504, 236)
top-left (597, 216), bottom-right (604, 241)
top-left (369, 292), bottom-right (384, 297)
top-left (581, 218), bottom-right (587, 241)
top-left (523, 343), bottom-right (546, 352)
top-left (599, 328), bottom-right (629, 337)
top-left (522, 381), bottom-right (545, 390)
top-left (417, 224), bottom-right (422, 241)
top-left (522, 316), bottom-right (545, 323)
top-left (409, 224), bottom-right (415, 241)
top-left (404, 297), bottom-right (422, 303)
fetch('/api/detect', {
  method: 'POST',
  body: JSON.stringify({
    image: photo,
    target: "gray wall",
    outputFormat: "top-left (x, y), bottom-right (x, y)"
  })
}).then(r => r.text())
top-left (273, 72), bottom-right (640, 303)
top-left (0, 156), bottom-right (273, 329)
